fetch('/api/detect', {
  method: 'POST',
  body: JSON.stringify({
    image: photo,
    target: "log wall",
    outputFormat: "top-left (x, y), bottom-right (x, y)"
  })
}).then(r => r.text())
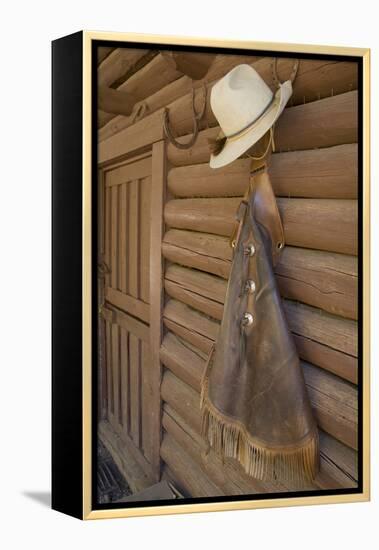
top-left (99, 49), bottom-right (359, 496)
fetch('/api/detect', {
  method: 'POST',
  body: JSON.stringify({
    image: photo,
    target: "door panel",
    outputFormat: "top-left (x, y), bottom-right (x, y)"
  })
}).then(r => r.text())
top-left (99, 152), bottom-right (156, 480)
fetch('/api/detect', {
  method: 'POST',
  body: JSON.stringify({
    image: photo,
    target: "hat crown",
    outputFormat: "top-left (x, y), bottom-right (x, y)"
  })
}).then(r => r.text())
top-left (210, 64), bottom-right (273, 137)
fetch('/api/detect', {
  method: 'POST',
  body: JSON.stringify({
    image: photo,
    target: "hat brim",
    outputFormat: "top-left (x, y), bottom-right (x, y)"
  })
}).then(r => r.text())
top-left (210, 80), bottom-right (292, 169)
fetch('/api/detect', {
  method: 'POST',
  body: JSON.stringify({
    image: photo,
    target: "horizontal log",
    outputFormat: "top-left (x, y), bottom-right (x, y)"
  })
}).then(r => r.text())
top-left (167, 145), bottom-right (358, 200)
top-left (284, 300), bottom-right (357, 358)
top-left (162, 230), bottom-right (357, 321)
top-left (160, 432), bottom-right (224, 497)
top-left (98, 86), bottom-right (139, 118)
top-left (98, 48), bottom-right (150, 88)
top-left (160, 331), bottom-right (205, 392)
top-left (303, 362), bottom-right (358, 450)
top-left (165, 197), bottom-right (239, 237)
top-left (277, 198), bottom-right (358, 255)
top-left (162, 229), bottom-right (232, 279)
top-left (163, 291), bottom-right (357, 385)
top-left (167, 91), bottom-right (358, 165)
top-left (164, 197), bottom-right (358, 255)
top-left (162, 404), bottom-right (289, 494)
top-left (167, 89), bottom-right (358, 153)
top-left (161, 368), bottom-right (357, 488)
top-left (165, 266), bottom-right (225, 321)
top-left (253, 58), bottom-right (358, 107)
top-left (99, 54), bottom-right (259, 141)
top-left (163, 299), bottom-right (218, 354)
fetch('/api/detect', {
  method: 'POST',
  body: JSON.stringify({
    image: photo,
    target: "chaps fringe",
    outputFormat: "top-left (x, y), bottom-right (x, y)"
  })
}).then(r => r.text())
top-left (200, 348), bottom-right (319, 484)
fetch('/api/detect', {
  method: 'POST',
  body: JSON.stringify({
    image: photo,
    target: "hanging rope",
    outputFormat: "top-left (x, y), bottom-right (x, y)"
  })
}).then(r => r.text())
top-left (271, 58), bottom-right (300, 89)
top-left (163, 84), bottom-right (207, 149)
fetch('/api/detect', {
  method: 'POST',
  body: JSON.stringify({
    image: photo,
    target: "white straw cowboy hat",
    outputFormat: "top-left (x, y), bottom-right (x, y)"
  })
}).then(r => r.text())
top-left (209, 64), bottom-right (292, 168)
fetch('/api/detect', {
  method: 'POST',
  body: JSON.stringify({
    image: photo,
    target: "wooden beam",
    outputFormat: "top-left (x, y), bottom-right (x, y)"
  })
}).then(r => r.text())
top-left (167, 144), bottom-right (358, 199)
top-left (98, 48), bottom-right (149, 87)
top-left (164, 197), bottom-right (358, 255)
top-left (148, 140), bottom-right (167, 482)
top-left (98, 108), bottom-right (164, 165)
top-left (99, 54), bottom-right (260, 141)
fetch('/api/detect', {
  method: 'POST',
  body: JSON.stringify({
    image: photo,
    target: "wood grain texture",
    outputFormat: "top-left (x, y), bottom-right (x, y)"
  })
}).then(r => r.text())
top-left (98, 48), bottom-right (149, 88)
top-left (160, 368), bottom-right (358, 486)
top-left (167, 91), bottom-right (357, 165)
top-left (167, 144), bottom-right (358, 199)
top-left (162, 230), bottom-right (357, 321)
top-left (148, 140), bottom-right (167, 481)
top-left (98, 54), bottom-right (259, 141)
top-left (164, 197), bottom-right (357, 255)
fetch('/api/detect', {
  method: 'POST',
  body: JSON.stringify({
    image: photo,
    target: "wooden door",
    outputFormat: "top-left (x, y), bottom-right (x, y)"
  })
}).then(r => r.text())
top-left (98, 146), bottom-right (165, 486)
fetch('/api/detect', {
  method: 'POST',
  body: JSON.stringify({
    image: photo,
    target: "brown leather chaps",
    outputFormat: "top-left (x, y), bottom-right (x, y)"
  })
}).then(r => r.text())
top-left (200, 165), bottom-right (319, 485)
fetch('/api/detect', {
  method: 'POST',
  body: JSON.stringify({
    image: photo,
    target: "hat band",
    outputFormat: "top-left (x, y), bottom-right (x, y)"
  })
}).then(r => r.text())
top-left (225, 94), bottom-right (278, 142)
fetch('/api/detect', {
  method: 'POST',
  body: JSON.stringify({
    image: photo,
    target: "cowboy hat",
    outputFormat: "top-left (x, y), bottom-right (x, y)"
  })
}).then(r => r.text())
top-left (209, 64), bottom-right (292, 169)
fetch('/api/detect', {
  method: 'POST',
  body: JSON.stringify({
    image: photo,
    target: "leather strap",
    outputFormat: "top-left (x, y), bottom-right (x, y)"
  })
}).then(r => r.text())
top-left (230, 162), bottom-right (284, 266)
top-left (252, 169), bottom-right (285, 266)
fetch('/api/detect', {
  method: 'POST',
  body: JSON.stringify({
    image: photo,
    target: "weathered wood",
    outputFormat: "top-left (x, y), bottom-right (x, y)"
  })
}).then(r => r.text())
top-left (167, 144), bottom-right (358, 199)
top-left (160, 51), bottom-right (218, 80)
top-left (165, 86), bottom-right (358, 151)
top-left (163, 294), bottom-right (357, 386)
top-left (110, 185), bottom-right (118, 288)
top-left (278, 198), bottom-right (358, 256)
top-left (105, 156), bottom-right (151, 186)
top-left (284, 300), bottom-right (357, 358)
top-left (164, 197), bottom-right (239, 236)
top-left (163, 299), bottom-right (219, 354)
top-left (160, 331), bottom-right (205, 392)
top-left (164, 197), bottom-right (358, 255)
top-left (98, 108), bottom-right (164, 165)
top-left (106, 287), bottom-right (150, 324)
top-left (148, 140), bottom-right (167, 481)
top-left (164, 264), bottom-right (357, 383)
top-left (119, 327), bottom-right (129, 432)
top-left (98, 48), bottom-right (149, 88)
top-left (119, 183), bottom-right (128, 293)
top-left (167, 91), bottom-right (358, 165)
top-left (128, 180), bottom-right (139, 298)
top-left (303, 362), bottom-right (358, 450)
top-left (254, 57), bottom-right (358, 106)
top-left (111, 323), bottom-right (120, 426)
top-left (139, 176), bottom-right (151, 304)
top-left (161, 368), bottom-right (358, 487)
top-left (165, 268), bottom-right (224, 320)
top-left (162, 405), bottom-right (288, 494)
top-left (269, 144), bottom-right (358, 199)
top-left (99, 420), bottom-right (153, 494)
top-left (277, 247), bottom-right (358, 320)
top-left (162, 230), bottom-right (357, 321)
top-left (98, 86), bottom-right (138, 117)
top-left (129, 334), bottom-right (141, 447)
top-left (107, 306), bottom-right (150, 343)
top-left (162, 229), bottom-right (232, 279)
top-left (97, 47), bottom-right (115, 66)
top-left (160, 432), bottom-right (224, 497)
top-left (99, 54), bottom-right (259, 141)
top-left (141, 342), bottom-right (154, 464)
